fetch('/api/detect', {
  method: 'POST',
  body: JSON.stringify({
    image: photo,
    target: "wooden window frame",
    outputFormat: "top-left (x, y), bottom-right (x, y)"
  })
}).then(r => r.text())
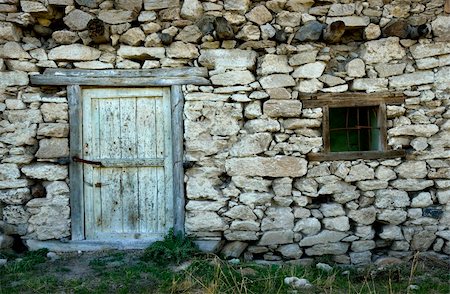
top-left (302, 92), bottom-right (407, 161)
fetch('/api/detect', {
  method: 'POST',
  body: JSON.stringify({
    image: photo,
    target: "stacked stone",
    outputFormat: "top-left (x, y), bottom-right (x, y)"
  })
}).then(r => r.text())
top-left (0, 0), bottom-right (448, 262)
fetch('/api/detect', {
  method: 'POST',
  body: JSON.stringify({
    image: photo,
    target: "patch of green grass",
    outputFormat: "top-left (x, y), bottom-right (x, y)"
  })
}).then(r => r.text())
top-left (1, 248), bottom-right (49, 274)
top-left (141, 228), bottom-right (199, 265)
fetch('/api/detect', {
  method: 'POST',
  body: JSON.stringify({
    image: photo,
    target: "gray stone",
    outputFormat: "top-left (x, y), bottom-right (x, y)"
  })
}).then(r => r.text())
top-left (276, 11), bottom-right (302, 27)
top-left (230, 133), bottom-right (272, 157)
top-left (374, 63), bottom-right (406, 78)
top-left (263, 100), bottom-right (302, 118)
top-left (259, 74), bottom-right (296, 89)
top-left (3, 205), bottom-right (29, 225)
top-left (63, 9), bottom-right (94, 31)
top-left (0, 163), bottom-right (20, 180)
top-left (377, 209), bottom-right (407, 225)
top-left (259, 230), bottom-right (293, 246)
top-left (375, 189), bottom-right (410, 208)
top-left (221, 241), bottom-right (248, 258)
top-left (410, 43), bottom-right (450, 59)
top-left (390, 179), bottom-right (434, 191)
top-left (175, 25), bottom-right (202, 43)
top-left (41, 103), bottom-right (68, 122)
top-left (296, 79), bottom-right (323, 93)
top-left (348, 206), bottom-right (377, 225)
top-left (319, 181), bottom-right (356, 195)
top-left (326, 16), bottom-right (370, 27)
top-left (259, 54), bottom-right (293, 75)
top-left (277, 244), bottom-right (302, 259)
top-left (289, 50), bottom-right (319, 66)
top-left (328, 4), bottom-right (355, 16)
top-left (389, 71), bottom-right (435, 88)
top-left (0, 71), bottom-right (28, 87)
top-left (261, 207), bottom-right (294, 231)
top-left (0, 42), bottom-right (30, 59)
top-left (299, 230), bottom-right (347, 246)
top-left (292, 62), bottom-right (326, 79)
top-left (0, 179), bottom-right (30, 189)
top-left (35, 138), bottom-right (69, 159)
top-left (294, 217), bottom-right (321, 235)
top-left (0, 188), bottom-right (31, 205)
top-left (246, 5), bottom-right (273, 25)
top-left (224, 205), bottom-right (257, 220)
top-left (320, 203), bottom-right (345, 217)
top-left (180, 0), bottom-right (203, 21)
top-left (224, 0), bottom-right (250, 13)
top-left (322, 216), bottom-right (350, 232)
top-left (431, 16), bottom-right (450, 41)
top-left (0, 22), bottom-right (22, 42)
top-left (211, 70), bottom-right (255, 86)
top-left (120, 28), bottom-right (145, 46)
top-left (294, 21), bottom-right (323, 42)
top-left (186, 200), bottom-right (225, 211)
top-left (305, 242), bottom-right (349, 256)
top-left (185, 211), bottom-right (227, 232)
top-left (350, 251), bottom-right (371, 264)
top-left (230, 220), bottom-right (259, 231)
top-left (52, 30), bottom-right (80, 45)
top-left (226, 156), bottom-right (308, 177)
top-left (345, 164), bottom-right (374, 182)
top-left (351, 240), bottom-right (375, 252)
top-left (199, 49), bottom-right (257, 70)
top-left (98, 10), bottom-right (136, 24)
top-left (388, 124), bottom-right (439, 137)
top-left (48, 44), bottom-right (101, 61)
top-left (411, 231), bottom-right (436, 251)
top-left (272, 177), bottom-right (292, 197)
top-left (194, 240), bottom-right (224, 253)
top-left (239, 192), bottom-right (273, 207)
top-left (356, 180), bottom-right (389, 191)
top-left (360, 37), bottom-right (406, 64)
top-left (117, 45), bottom-right (165, 59)
top-left (346, 58), bottom-right (365, 77)
top-left (395, 161), bottom-right (427, 179)
top-left (21, 164), bottom-right (68, 181)
top-left (351, 78), bottom-right (388, 92)
top-left (21, 1), bottom-right (47, 12)
top-left (379, 225), bottom-right (403, 240)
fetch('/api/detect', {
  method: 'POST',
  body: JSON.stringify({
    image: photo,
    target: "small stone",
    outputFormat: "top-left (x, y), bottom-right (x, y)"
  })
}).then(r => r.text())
top-left (63, 9), bottom-right (94, 31)
top-left (180, 0), bottom-right (203, 21)
top-left (120, 28), bottom-right (145, 46)
top-left (364, 23), bottom-right (381, 40)
top-left (316, 262), bottom-right (333, 272)
top-left (346, 58), bottom-right (365, 77)
top-left (292, 62), bottom-right (326, 79)
top-left (98, 10), bottom-right (136, 25)
top-left (284, 277), bottom-right (312, 289)
top-left (246, 5), bottom-right (272, 25)
top-left (294, 20), bottom-right (323, 42)
top-left (259, 74), bottom-right (295, 89)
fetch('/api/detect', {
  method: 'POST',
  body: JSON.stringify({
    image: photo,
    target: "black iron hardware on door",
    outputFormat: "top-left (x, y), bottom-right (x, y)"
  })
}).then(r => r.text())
top-left (72, 156), bottom-right (103, 166)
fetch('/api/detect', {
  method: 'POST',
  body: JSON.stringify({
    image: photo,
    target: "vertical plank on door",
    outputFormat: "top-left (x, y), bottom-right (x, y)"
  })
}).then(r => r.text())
top-left (162, 88), bottom-right (174, 232)
top-left (98, 99), bottom-right (123, 235)
top-left (120, 97), bottom-right (139, 232)
top-left (136, 97), bottom-right (157, 233)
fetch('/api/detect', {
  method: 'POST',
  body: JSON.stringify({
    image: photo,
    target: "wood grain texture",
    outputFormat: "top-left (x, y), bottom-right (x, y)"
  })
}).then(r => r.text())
top-left (171, 85), bottom-right (185, 236)
top-left (82, 88), bottom-right (174, 240)
top-left (68, 85), bottom-right (84, 241)
top-left (43, 68), bottom-right (208, 78)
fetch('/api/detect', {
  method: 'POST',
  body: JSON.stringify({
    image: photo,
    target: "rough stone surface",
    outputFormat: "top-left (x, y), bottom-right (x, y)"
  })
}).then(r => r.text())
top-left (21, 164), bottom-right (68, 181)
top-left (48, 44), bottom-right (101, 61)
top-left (360, 37), bottom-right (406, 64)
top-left (226, 157), bottom-right (308, 177)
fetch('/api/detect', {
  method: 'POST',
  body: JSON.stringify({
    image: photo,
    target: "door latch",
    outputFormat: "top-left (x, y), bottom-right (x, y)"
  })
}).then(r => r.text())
top-left (72, 156), bottom-right (103, 166)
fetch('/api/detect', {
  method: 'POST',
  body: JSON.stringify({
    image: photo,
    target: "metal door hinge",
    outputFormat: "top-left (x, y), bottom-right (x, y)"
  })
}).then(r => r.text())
top-left (72, 156), bottom-right (103, 166)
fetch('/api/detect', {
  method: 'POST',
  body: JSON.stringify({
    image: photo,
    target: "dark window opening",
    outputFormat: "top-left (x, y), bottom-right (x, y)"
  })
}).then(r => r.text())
top-left (329, 106), bottom-right (380, 152)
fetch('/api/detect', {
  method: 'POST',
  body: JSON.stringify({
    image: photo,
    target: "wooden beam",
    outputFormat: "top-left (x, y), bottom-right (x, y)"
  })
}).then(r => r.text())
top-left (301, 92), bottom-right (406, 108)
top-left (445, 0), bottom-right (450, 13)
top-left (43, 67), bottom-right (209, 78)
top-left (171, 85), bottom-right (185, 236)
top-left (68, 85), bottom-right (84, 241)
top-left (307, 150), bottom-right (406, 161)
top-left (31, 75), bottom-right (210, 86)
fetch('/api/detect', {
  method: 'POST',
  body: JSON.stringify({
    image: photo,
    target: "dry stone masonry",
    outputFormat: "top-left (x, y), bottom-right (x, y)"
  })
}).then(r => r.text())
top-left (0, 0), bottom-right (449, 264)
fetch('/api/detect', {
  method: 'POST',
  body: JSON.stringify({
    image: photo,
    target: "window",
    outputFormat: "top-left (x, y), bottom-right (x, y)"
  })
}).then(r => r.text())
top-left (329, 106), bottom-right (380, 152)
top-left (303, 93), bottom-right (406, 161)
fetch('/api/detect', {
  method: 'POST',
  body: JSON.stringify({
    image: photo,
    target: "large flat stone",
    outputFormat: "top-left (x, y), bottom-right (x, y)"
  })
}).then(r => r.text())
top-left (48, 44), bottom-right (101, 61)
top-left (410, 42), bottom-right (450, 59)
top-left (117, 45), bottom-right (165, 59)
top-left (389, 71), bottom-right (434, 88)
top-left (0, 71), bottom-right (28, 87)
top-left (21, 164), bottom-right (68, 181)
top-left (225, 156), bottom-right (308, 177)
top-left (211, 70), bottom-right (255, 86)
top-left (360, 37), bottom-right (405, 64)
top-left (299, 230), bottom-right (348, 246)
top-left (199, 49), bottom-right (258, 70)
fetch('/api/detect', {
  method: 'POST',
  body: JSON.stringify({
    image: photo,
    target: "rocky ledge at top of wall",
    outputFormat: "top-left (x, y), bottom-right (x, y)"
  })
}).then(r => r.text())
top-left (0, 0), bottom-right (449, 264)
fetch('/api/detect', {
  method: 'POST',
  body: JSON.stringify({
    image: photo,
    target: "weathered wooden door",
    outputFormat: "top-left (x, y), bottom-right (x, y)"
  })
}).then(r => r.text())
top-left (81, 88), bottom-right (173, 240)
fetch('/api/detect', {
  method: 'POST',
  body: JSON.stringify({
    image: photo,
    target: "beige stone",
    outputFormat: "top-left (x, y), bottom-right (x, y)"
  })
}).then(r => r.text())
top-left (21, 164), bottom-right (68, 181)
top-left (98, 10), bottom-right (136, 24)
top-left (360, 37), bottom-right (406, 64)
top-left (0, 42), bottom-right (30, 59)
top-left (166, 41), bottom-right (199, 59)
top-left (48, 44), bottom-right (101, 61)
top-left (35, 138), bottom-right (69, 159)
top-left (199, 49), bottom-right (257, 70)
top-left (180, 0), bottom-right (203, 21)
top-left (246, 5), bottom-right (272, 25)
top-left (263, 100), bottom-right (302, 118)
top-left (226, 156), bottom-right (307, 177)
top-left (260, 74), bottom-right (296, 89)
top-left (117, 45), bottom-right (165, 60)
top-left (211, 70), bottom-right (255, 86)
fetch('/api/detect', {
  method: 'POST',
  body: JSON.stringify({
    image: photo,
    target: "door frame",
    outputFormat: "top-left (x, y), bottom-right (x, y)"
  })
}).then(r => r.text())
top-left (68, 84), bottom-right (185, 241)
top-left (31, 68), bottom-right (210, 243)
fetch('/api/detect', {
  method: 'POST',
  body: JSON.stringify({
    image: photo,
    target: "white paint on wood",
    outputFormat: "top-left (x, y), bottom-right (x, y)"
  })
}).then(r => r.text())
top-left (82, 88), bottom-right (174, 240)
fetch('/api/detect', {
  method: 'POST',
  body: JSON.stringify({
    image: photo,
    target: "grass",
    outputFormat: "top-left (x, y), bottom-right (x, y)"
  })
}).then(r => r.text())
top-left (0, 249), bottom-right (449, 294)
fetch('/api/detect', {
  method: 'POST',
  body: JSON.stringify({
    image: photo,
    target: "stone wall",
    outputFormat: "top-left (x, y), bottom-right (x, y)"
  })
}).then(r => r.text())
top-left (0, 0), bottom-right (449, 263)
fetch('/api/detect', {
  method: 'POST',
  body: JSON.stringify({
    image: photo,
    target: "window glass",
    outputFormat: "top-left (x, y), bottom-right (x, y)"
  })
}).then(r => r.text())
top-left (329, 106), bottom-right (379, 152)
